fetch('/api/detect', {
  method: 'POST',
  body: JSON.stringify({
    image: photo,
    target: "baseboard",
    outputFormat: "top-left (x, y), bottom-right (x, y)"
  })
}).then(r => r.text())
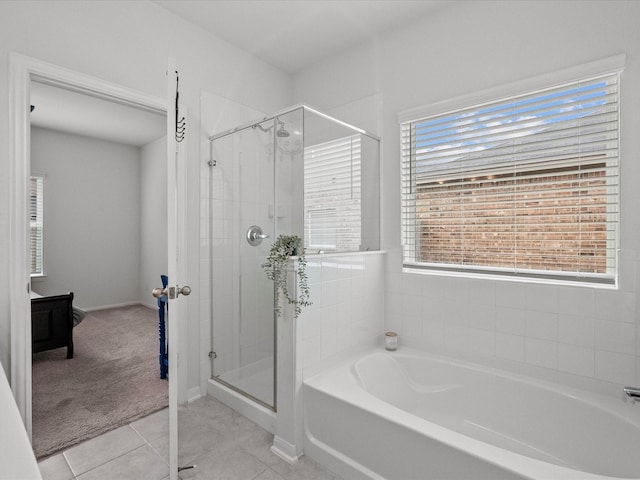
top-left (84, 301), bottom-right (146, 312)
top-left (187, 386), bottom-right (202, 403)
top-left (271, 436), bottom-right (301, 464)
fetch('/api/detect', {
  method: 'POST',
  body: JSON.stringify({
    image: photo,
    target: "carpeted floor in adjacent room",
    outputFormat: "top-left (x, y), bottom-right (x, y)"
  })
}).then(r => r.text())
top-left (32, 304), bottom-right (168, 459)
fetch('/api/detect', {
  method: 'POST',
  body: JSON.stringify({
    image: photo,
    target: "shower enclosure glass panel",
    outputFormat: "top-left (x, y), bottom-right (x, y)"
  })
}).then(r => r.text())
top-left (208, 105), bottom-right (378, 411)
top-left (209, 123), bottom-right (277, 409)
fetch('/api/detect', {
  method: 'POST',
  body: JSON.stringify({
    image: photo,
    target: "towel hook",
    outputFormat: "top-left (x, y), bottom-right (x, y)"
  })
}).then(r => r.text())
top-left (175, 70), bottom-right (186, 143)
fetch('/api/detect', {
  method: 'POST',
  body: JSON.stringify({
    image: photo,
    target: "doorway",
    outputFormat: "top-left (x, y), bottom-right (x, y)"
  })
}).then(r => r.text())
top-left (9, 53), bottom-right (183, 479)
top-left (29, 80), bottom-right (168, 458)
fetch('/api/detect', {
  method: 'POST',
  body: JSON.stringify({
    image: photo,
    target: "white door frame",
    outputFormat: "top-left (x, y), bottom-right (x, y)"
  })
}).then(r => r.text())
top-left (8, 52), bottom-right (181, 442)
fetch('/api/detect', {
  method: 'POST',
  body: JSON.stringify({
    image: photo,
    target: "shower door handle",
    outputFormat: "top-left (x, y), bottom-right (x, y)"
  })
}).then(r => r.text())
top-left (247, 225), bottom-right (270, 246)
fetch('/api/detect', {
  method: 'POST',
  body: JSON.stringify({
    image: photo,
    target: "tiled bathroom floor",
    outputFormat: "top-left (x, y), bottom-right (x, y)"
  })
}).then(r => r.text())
top-left (38, 396), bottom-right (341, 480)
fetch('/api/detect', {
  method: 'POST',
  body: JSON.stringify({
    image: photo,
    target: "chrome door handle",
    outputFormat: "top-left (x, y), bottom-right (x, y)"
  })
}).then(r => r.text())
top-left (246, 225), bottom-right (270, 246)
top-left (152, 285), bottom-right (192, 299)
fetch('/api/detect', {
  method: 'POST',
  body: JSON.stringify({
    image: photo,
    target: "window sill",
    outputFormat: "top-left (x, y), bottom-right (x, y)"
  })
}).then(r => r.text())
top-left (402, 265), bottom-right (617, 290)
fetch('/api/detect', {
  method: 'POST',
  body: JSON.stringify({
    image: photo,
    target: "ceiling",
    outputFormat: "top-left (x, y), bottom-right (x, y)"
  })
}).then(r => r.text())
top-left (154, 0), bottom-right (450, 75)
top-left (30, 82), bottom-right (166, 147)
top-left (31, 1), bottom-right (450, 146)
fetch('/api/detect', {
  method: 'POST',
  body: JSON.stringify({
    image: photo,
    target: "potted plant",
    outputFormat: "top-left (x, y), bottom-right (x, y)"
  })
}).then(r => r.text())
top-left (262, 234), bottom-right (312, 318)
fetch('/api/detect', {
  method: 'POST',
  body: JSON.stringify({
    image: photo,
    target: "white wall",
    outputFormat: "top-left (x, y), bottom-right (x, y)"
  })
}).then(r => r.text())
top-left (293, 0), bottom-right (640, 391)
top-left (0, 1), bottom-right (292, 388)
top-left (30, 127), bottom-right (141, 310)
top-left (140, 135), bottom-right (167, 310)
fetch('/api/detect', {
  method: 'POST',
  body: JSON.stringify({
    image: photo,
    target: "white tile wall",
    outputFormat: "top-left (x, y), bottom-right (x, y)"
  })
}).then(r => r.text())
top-left (386, 259), bottom-right (640, 390)
top-left (299, 252), bottom-right (386, 375)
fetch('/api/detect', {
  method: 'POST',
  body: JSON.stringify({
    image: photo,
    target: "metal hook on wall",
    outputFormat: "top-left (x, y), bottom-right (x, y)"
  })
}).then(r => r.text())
top-left (175, 70), bottom-right (186, 142)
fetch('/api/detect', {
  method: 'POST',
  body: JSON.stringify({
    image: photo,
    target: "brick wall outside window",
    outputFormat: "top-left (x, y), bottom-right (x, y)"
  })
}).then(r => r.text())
top-left (416, 162), bottom-right (607, 273)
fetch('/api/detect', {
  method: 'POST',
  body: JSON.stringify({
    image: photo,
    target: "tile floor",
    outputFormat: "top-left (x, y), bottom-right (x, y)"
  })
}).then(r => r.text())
top-left (38, 395), bottom-right (341, 480)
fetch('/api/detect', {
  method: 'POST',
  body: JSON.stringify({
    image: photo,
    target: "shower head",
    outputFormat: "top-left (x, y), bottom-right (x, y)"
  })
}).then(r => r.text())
top-left (276, 119), bottom-right (290, 138)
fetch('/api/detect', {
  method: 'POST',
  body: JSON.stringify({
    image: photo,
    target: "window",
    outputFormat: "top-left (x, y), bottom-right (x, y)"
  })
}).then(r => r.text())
top-left (400, 71), bottom-right (620, 285)
top-left (30, 174), bottom-right (45, 276)
top-left (304, 135), bottom-right (361, 252)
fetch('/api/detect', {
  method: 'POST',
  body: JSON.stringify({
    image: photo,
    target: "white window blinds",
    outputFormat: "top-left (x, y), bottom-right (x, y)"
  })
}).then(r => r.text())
top-left (401, 72), bottom-right (620, 284)
top-left (30, 175), bottom-right (44, 276)
top-left (304, 136), bottom-right (361, 252)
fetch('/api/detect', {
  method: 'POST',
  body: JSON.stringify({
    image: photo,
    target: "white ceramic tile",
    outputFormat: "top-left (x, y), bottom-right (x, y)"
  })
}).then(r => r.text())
top-left (305, 280), bottom-right (322, 310)
top-left (469, 328), bottom-right (495, 356)
top-left (320, 303), bottom-right (338, 331)
top-left (321, 327), bottom-right (338, 359)
top-left (595, 350), bottom-right (636, 385)
top-left (130, 408), bottom-right (169, 443)
top-left (444, 299), bottom-right (469, 327)
top-left (495, 281), bottom-right (527, 309)
top-left (335, 321), bottom-right (353, 353)
top-left (495, 333), bottom-right (525, 362)
top-left (38, 454), bottom-right (74, 480)
top-left (387, 272), bottom-right (403, 294)
top-left (401, 274), bottom-right (422, 296)
top-left (422, 297), bottom-right (444, 324)
top-left (466, 279), bottom-right (496, 305)
top-left (524, 284), bottom-right (558, 313)
top-left (321, 258), bottom-right (339, 282)
top-left (402, 314), bottom-right (424, 341)
top-left (337, 278), bottom-right (352, 304)
top-left (64, 426), bottom-right (145, 476)
top-left (558, 313), bottom-right (595, 348)
top-left (364, 252), bottom-right (384, 273)
top-left (336, 256), bottom-right (353, 279)
top-left (595, 319), bottom-right (635, 355)
top-left (401, 294), bottom-right (422, 317)
top-left (444, 323), bottom-right (469, 351)
top-left (495, 306), bottom-right (525, 335)
top-left (305, 259), bottom-right (322, 285)
top-left (385, 315), bottom-right (402, 335)
top-left (76, 445), bottom-right (167, 480)
top-left (619, 249), bottom-right (637, 293)
top-left (302, 336), bottom-right (322, 369)
top-left (525, 338), bottom-right (558, 370)
top-left (595, 290), bottom-right (636, 323)
top-left (421, 275), bottom-right (446, 299)
top-left (468, 303), bottom-right (495, 332)
top-left (350, 275), bottom-right (365, 298)
top-left (558, 344), bottom-right (595, 377)
top-left (423, 319), bottom-right (446, 348)
top-left (558, 287), bottom-right (595, 317)
top-left (300, 308), bottom-right (322, 341)
top-left (441, 276), bottom-right (465, 302)
top-left (524, 310), bottom-right (558, 342)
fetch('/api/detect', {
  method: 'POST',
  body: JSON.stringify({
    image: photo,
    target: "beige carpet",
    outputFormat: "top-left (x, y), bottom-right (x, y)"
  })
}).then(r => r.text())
top-left (32, 304), bottom-right (169, 459)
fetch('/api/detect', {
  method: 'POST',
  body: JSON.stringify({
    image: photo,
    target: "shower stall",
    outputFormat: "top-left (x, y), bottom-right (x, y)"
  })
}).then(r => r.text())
top-left (206, 105), bottom-right (380, 412)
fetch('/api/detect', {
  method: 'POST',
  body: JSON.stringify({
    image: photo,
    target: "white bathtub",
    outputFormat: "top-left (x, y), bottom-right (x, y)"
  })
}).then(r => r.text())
top-left (303, 348), bottom-right (640, 480)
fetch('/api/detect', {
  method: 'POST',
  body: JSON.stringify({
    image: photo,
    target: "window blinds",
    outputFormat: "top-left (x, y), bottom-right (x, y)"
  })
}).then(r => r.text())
top-left (30, 175), bottom-right (44, 276)
top-left (401, 72), bottom-right (619, 283)
top-left (304, 136), bottom-right (361, 252)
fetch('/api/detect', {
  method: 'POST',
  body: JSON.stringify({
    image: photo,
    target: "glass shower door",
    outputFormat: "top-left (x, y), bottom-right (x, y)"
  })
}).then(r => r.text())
top-left (209, 122), bottom-right (276, 409)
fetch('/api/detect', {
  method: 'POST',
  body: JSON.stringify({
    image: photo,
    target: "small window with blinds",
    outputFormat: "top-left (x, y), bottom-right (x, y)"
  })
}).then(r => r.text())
top-left (304, 135), bottom-right (361, 252)
top-left (401, 72), bottom-right (620, 285)
top-left (30, 174), bottom-right (45, 276)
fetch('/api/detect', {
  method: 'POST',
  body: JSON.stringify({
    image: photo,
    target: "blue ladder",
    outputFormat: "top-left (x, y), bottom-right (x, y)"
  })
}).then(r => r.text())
top-left (158, 274), bottom-right (169, 379)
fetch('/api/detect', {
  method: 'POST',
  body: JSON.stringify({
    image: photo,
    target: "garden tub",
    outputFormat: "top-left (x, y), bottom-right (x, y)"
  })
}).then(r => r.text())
top-left (303, 348), bottom-right (640, 479)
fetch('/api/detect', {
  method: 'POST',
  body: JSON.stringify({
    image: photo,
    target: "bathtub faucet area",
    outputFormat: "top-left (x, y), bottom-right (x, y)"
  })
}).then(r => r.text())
top-left (623, 386), bottom-right (640, 403)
